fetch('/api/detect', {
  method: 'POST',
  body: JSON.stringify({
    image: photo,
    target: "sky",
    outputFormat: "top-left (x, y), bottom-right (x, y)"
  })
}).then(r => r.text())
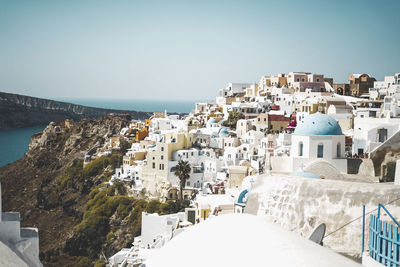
top-left (0, 0), bottom-right (399, 101)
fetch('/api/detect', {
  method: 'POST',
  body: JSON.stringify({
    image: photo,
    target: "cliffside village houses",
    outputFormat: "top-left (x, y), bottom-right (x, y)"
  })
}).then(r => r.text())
top-left (84, 72), bottom-right (400, 200)
top-left (77, 71), bottom-right (400, 266)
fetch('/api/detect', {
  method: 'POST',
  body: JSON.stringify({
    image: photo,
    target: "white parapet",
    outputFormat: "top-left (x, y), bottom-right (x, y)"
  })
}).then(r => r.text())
top-left (145, 214), bottom-right (361, 267)
top-left (362, 252), bottom-right (385, 267)
top-left (395, 160), bottom-right (400, 185)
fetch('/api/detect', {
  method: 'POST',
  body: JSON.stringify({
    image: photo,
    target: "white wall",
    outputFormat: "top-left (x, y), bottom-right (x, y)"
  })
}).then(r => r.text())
top-left (141, 212), bottom-right (177, 248)
top-left (245, 174), bottom-right (400, 257)
top-left (352, 117), bottom-right (400, 154)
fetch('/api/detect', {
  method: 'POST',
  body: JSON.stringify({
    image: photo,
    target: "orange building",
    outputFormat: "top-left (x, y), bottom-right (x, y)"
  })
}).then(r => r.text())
top-left (136, 127), bottom-right (149, 142)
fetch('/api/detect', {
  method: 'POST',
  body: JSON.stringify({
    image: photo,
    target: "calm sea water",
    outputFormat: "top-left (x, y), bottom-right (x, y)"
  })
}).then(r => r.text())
top-left (0, 99), bottom-right (209, 167)
top-left (0, 125), bottom-right (45, 167)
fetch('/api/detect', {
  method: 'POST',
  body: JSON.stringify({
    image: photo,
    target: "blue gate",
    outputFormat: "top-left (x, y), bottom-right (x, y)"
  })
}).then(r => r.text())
top-left (368, 204), bottom-right (400, 266)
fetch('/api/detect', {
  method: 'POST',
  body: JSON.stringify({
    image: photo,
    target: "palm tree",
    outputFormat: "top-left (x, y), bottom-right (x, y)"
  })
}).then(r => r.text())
top-left (174, 160), bottom-right (191, 201)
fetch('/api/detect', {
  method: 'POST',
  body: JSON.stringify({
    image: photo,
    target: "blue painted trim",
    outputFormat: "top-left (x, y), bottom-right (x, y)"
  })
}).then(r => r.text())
top-left (362, 205), bottom-right (365, 254)
top-left (237, 189), bottom-right (249, 204)
top-left (368, 206), bottom-right (400, 266)
top-left (378, 204), bottom-right (400, 228)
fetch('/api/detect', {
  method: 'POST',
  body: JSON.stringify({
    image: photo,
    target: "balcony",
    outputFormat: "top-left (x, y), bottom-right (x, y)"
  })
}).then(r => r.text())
top-left (193, 166), bottom-right (204, 173)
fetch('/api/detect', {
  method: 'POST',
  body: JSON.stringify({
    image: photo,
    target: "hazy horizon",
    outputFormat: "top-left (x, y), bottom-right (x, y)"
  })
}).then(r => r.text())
top-left (1, 0), bottom-right (399, 100)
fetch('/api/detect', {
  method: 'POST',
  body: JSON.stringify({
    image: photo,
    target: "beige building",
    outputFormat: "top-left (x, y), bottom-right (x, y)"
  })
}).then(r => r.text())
top-left (255, 113), bottom-right (269, 131)
top-left (236, 119), bottom-right (253, 137)
top-left (318, 96), bottom-right (348, 113)
top-left (141, 132), bottom-right (194, 197)
top-left (123, 151), bottom-right (147, 166)
top-left (227, 166), bottom-right (249, 188)
top-left (227, 164), bottom-right (256, 188)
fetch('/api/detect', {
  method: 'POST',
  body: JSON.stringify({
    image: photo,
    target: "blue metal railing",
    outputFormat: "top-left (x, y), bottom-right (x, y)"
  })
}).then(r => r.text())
top-left (368, 204), bottom-right (400, 267)
top-left (378, 204), bottom-right (400, 228)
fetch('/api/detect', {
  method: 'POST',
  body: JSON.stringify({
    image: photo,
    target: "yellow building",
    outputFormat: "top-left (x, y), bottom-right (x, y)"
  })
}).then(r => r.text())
top-left (123, 151), bottom-right (147, 166)
top-left (141, 131), bottom-right (194, 198)
top-left (145, 119), bottom-right (151, 127)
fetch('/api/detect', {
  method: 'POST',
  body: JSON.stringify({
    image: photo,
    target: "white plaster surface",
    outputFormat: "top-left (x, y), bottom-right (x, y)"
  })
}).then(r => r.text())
top-left (145, 214), bottom-right (360, 267)
top-left (362, 252), bottom-right (385, 267)
top-left (245, 174), bottom-right (400, 257)
top-left (0, 241), bottom-right (28, 267)
top-left (395, 160), bottom-right (400, 185)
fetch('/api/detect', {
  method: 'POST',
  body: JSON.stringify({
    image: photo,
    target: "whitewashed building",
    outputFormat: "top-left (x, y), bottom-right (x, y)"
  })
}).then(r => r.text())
top-left (0, 184), bottom-right (42, 267)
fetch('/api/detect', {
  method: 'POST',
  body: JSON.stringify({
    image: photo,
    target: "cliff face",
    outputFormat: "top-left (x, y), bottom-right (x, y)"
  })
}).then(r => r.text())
top-left (0, 115), bottom-right (137, 266)
top-left (0, 92), bottom-right (152, 130)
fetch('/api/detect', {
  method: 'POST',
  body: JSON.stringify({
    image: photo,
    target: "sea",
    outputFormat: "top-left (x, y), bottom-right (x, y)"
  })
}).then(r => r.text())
top-left (0, 99), bottom-right (208, 168)
top-left (0, 125), bottom-right (46, 167)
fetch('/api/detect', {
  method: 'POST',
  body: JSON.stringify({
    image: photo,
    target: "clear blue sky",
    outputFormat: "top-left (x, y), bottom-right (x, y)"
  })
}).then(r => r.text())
top-left (0, 0), bottom-right (399, 100)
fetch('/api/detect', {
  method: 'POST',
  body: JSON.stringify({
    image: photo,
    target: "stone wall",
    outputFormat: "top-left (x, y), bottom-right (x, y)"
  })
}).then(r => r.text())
top-left (245, 174), bottom-right (400, 257)
top-left (370, 129), bottom-right (400, 177)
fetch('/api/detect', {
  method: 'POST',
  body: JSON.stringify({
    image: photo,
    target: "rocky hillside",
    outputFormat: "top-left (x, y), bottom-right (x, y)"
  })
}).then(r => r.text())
top-left (0, 115), bottom-right (180, 266)
top-left (0, 92), bottom-right (152, 130)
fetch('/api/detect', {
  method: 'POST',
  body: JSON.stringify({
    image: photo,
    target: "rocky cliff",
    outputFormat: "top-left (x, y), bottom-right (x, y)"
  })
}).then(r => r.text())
top-left (0, 92), bottom-right (152, 130)
top-left (0, 115), bottom-right (179, 266)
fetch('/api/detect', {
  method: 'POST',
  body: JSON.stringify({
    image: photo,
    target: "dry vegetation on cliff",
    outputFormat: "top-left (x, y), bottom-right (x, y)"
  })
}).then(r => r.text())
top-left (0, 114), bottom-right (181, 266)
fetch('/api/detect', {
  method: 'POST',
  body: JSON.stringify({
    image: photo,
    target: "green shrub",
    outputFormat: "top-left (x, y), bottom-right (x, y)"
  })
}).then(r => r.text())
top-left (159, 200), bottom-right (179, 215)
top-left (75, 256), bottom-right (90, 267)
top-left (57, 154), bottom-right (123, 190)
top-left (106, 231), bottom-right (114, 243)
top-left (58, 159), bottom-right (84, 190)
top-left (94, 259), bottom-right (106, 267)
top-left (222, 112), bottom-right (244, 128)
top-left (70, 181), bottom-right (177, 259)
top-left (120, 139), bottom-right (131, 155)
top-left (146, 199), bottom-right (161, 213)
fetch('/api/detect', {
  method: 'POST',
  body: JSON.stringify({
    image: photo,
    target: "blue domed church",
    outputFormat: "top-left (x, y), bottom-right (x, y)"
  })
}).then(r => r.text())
top-left (290, 113), bottom-right (347, 175)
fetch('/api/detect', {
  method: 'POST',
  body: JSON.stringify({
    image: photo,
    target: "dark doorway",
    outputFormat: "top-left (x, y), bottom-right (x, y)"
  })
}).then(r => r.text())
top-left (378, 128), bottom-right (388, 143)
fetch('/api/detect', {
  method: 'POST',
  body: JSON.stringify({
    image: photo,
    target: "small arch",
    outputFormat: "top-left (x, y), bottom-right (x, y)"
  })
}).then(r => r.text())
top-left (336, 142), bottom-right (341, 158)
top-left (237, 189), bottom-right (249, 204)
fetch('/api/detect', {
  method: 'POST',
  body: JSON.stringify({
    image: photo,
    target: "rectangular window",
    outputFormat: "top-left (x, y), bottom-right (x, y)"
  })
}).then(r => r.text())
top-left (152, 162), bottom-right (155, 169)
top-left (161, 147), bottom-right (164, 151)
top-left (161, 155), bottom-right (164, 160)
top-left (317, 144), bottom-right (324, 158)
